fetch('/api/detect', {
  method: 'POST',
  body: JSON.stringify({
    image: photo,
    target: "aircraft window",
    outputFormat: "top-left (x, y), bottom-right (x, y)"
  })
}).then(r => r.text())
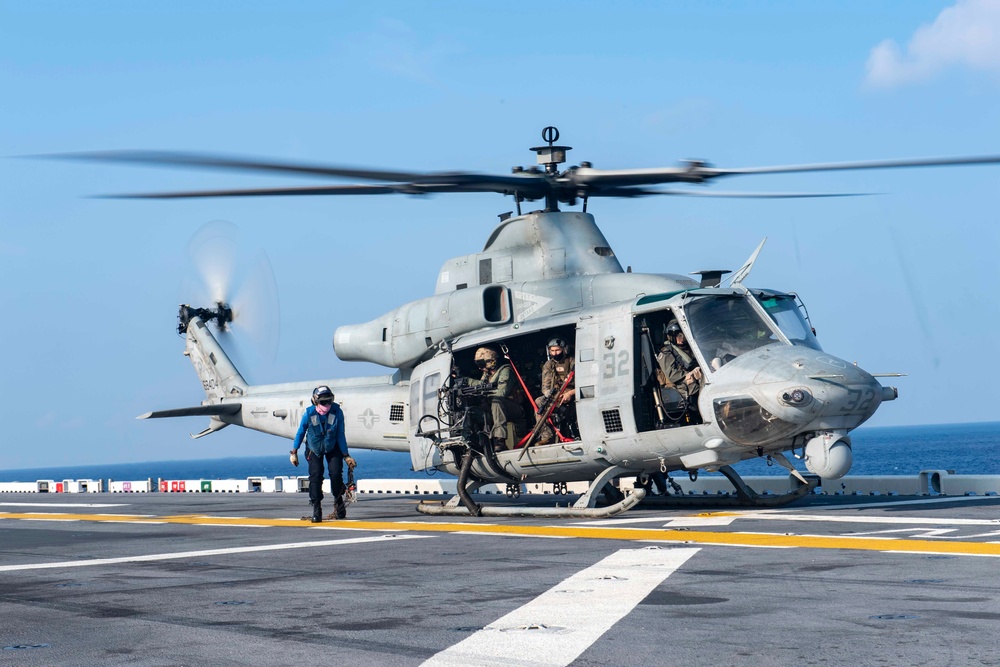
top-left (685, 296), bottom-right (781, 370)
top-left (409, 380), bottom-right (421, 428)
top-left (713, 396), bottom-right (799, 446)
top-left (423, 373), bottom-right (442, 423)
top-left (756, 295), bottom-right (822, 351)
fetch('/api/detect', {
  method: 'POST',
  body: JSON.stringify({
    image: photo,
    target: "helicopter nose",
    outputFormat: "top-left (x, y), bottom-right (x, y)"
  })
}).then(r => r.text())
top-left (757, 349), bottom-right (892, 428)
top-left (705, 347), bottom-right (896, 451)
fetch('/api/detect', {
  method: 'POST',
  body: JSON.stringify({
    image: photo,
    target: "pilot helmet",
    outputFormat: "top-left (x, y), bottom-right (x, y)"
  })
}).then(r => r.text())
top-left (547, 337), bottom-right (568, 350)
top-left (474, 347), bottom-right (498, 369)
top-left (547, 337), bottom-right (568, 360)
top-left (665, 322), bottom-right (683, 339)
top-left (311, 385), bottom-right (335, 406)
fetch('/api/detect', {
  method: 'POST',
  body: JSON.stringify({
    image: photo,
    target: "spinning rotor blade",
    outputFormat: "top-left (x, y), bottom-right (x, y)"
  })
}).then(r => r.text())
top-left (37, 134), bottom-right (1000, 205)
top-left (52, 149), bottom-right (547, 199)
top-left (701, 154), bottom-right (1000, 177)
top-left (97, 178), bottom-right (548, 200)
top-left (230, 250), bottom-right (281, 363)
top-left (570, 154), bottom-right (1000, 189)
top-left (183, 221), bottom-right (281, 363)
top-left (588, 188), bottom-right (870, 199)
top-left (185, 220), bottom-right (239, 305)
top-left (48, 149), bottom-right (427, 182)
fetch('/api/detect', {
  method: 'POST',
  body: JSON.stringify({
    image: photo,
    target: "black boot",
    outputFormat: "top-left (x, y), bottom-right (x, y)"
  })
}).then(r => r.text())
top-left (333, 496), bottom-right (346, 520)
top-left (311, 502), bottom-right (322, 523)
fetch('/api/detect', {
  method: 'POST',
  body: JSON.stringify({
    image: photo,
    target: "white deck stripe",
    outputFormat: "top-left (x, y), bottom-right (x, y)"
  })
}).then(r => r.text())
top-left (422, 547), bottom-right (699, 667)
top-left (735, 512), bottom-right (1000, 526)
top-left (0, 534), bottom-right (428, 572)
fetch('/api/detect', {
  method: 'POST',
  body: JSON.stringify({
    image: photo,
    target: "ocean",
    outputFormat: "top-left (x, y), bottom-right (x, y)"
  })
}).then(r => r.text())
top-left (1, 421), bottom-right (997, 484)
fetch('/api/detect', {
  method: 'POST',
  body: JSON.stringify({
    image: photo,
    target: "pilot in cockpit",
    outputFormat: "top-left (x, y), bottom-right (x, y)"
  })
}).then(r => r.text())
top-left (656, 321), bottom-right (704, 424)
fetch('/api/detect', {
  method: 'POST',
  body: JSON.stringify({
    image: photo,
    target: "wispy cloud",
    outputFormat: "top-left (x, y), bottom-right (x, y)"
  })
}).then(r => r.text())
top-left (865, 0), bottom-right (1000, 88)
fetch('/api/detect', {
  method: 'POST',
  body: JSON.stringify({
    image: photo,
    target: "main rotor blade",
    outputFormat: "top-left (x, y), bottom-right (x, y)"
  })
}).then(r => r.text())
top-left (44, 150), bottom-right (542, 191)
top-left (96, 179), bottom-right (549, 199)
top-left (588, 187), bottom-right (870, 199)
top-left (46, 149), bottom-right (426, 182)
top-left (99, 184), bottom-right (417, 199)
top-left (703, 154), bottom-right (1000, 177)
top-left (571, 154), bottom-right (1000, 189)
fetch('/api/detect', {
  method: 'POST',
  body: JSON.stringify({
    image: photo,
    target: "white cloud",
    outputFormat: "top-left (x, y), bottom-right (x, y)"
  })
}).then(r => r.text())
top-left (865, 0), bottom-right (1000, 88)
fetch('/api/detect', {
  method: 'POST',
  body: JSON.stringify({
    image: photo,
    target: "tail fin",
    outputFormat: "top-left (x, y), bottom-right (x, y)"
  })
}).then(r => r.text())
top-left (184, 316), bottom-right (248, 401)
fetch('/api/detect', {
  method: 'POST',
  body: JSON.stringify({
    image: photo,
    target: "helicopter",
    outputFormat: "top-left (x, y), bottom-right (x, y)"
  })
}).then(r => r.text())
top-left (56, 127), bottom-right (1000, 517)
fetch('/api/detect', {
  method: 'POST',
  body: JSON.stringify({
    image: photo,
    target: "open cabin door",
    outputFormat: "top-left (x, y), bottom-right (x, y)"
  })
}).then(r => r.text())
top-left (408, 351), bottom-right (453, 472)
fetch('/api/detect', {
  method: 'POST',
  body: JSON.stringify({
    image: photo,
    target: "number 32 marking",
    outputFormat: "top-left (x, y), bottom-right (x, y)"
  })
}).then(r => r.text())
top-left (603, 351), bottom-right (629, 379)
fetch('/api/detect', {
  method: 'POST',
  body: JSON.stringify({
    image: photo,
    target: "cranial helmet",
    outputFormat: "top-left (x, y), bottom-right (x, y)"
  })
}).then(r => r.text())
top-left (312, 385), bottom-right (334, 406)
top-left (474, 347), bottom-right (498, 367)
top-left (547, 337), bottom-right (568, 350)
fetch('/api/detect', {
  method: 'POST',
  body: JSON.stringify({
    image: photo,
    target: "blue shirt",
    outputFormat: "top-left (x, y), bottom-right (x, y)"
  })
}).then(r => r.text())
top-left (293, 404), bottom-right (349, 457)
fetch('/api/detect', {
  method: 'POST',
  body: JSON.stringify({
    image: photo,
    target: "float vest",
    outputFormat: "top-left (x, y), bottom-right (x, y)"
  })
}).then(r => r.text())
top-left (306, 405), bottom-right (346, 456)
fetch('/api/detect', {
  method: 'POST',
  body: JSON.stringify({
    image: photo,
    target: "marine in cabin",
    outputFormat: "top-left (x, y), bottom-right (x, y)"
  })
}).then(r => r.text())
top-left (465, 347), bottom-right (527, 452)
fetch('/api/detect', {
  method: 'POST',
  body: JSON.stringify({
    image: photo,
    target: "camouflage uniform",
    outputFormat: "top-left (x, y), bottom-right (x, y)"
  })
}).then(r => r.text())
top-left (469, 363), bottom-right (525, 449)
top-left (534, 356), bottom-right (577, 444)
top-left (656, 342), bottom-right (703, 417)
top-left (541, 356), bottom-right (575, 397)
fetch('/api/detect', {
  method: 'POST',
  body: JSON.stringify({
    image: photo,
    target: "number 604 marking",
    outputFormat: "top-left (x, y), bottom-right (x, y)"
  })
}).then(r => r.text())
top-left (603, 351), bottom-right (629, 378)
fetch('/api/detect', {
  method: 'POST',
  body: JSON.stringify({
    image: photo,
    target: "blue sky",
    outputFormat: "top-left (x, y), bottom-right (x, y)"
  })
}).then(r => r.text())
top-left (2, 1), bottom-right (999, 469)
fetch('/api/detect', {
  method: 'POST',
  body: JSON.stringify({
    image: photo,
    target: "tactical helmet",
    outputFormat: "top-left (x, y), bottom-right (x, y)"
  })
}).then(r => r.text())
top-left (665, 322), bottom-right (682, 337)
top-left (311, 385), bottom-right (335, 406)
top-left (547, 337), bottom-right (568, 350)
top-left (474, 347), bottom-right (498, 368)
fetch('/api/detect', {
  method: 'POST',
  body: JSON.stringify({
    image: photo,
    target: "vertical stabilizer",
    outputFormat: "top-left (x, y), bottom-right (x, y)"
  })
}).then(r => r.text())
top-left (184, 316), bottom-right (247, 401)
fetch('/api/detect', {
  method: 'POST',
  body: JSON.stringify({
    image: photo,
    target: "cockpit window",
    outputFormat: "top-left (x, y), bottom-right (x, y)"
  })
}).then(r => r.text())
top-left (756, 294), bottom-right (822, 351)
top-left (684, 296), bottom-right (781, 370)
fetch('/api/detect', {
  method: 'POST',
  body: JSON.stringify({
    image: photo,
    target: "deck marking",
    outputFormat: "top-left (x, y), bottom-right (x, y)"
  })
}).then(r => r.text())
top-left (0, 534), bottom-right (428, 572)
top-left (723, 511), bottom-right (1000, 526)
top-left (583, 514), bottom-right (682, 526)
top-left (3, 511), bottom-right (1000, 557)
top-left (421, 547), bottom-right (699, 667)
top-left (0, 502), bottom-right (127, 508)
top-left (663, 516), bottom-right (737, 527)
top-left (793, 496), bottom-right (1000, 510)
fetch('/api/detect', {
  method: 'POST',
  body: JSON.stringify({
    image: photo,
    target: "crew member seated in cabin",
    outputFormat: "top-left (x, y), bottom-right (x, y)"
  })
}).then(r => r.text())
top-left (467, 346), bottom-right (526, 452)
top-left (534, 337), bottom-right (578, 444)
top-left (656, 322), bottom-right (704, 425)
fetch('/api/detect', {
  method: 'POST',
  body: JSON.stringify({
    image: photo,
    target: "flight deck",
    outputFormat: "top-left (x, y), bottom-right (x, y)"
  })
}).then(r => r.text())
top-left (2, 492), bottom-right (999, 666)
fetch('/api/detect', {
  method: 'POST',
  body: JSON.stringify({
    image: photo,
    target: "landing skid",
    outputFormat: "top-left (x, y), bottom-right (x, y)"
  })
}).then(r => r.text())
top-left (641, 465), bottom-right (817, 508)
top-left (416, 465), bottom-right (646, 519)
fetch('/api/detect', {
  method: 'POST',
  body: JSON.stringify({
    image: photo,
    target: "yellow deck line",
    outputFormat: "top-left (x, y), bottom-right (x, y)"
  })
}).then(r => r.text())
top-left (3, 511), bottom-right (999, 557)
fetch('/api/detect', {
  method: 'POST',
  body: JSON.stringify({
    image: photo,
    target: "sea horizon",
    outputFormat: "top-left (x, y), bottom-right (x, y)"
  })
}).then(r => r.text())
top-left (2, 420), bottom-right (997, 484)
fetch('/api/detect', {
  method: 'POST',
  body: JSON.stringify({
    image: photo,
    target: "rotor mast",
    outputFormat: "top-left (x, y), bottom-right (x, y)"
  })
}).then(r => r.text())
top-left (527, 126), bottom-right (572, 213)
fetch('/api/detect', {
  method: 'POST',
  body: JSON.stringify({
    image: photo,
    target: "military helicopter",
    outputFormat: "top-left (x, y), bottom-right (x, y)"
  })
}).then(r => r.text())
top-left (58, 128), bottom-right (1000, 517)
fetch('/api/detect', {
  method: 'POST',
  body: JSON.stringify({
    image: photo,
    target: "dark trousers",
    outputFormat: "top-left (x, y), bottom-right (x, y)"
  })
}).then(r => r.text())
top-left (306, 450), bottom-right (345, 504)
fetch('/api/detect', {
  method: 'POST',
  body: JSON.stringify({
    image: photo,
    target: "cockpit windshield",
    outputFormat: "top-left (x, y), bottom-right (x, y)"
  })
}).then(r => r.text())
top-left (684, 295), bottom-right (781, 370)
top-left (755, 293), bottom-right (822, 351)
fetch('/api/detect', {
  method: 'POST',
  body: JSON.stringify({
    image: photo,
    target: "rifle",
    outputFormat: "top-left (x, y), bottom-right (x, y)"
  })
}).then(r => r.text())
top-left (518, 370), bottom-right (574, 460)
top-left (500, 343), bottom-right (571, 444)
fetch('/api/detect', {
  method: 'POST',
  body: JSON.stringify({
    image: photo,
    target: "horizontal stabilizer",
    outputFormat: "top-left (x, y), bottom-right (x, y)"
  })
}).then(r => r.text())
top-left (136, 403), bottom-right (242, 420)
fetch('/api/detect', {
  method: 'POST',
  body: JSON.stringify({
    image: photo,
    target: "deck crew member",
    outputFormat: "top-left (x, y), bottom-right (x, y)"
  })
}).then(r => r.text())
top-left (290, 385), bottom-right (357, 522)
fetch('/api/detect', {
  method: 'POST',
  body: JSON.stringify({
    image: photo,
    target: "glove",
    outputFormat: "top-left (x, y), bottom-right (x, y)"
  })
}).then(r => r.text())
top-left (289, 450), bottom-right (299, 467)
top-left (345, 455), bottom-right (357, 470)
